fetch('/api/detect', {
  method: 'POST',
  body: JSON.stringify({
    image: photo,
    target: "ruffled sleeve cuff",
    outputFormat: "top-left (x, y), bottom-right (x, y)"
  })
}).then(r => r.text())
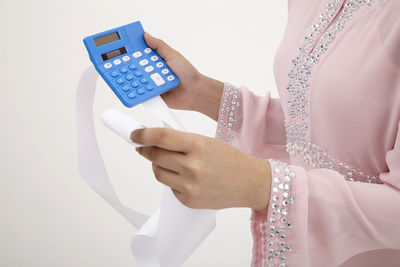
top-left (250, 159), bottom-right (307, 267)
top-left (215, 82), bottom-right (241, 144)
top-left (214, 82), bottom-right (289, 161)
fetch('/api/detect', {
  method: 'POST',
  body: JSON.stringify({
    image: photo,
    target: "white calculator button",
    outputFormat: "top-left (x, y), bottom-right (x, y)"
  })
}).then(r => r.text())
top-left (113, 59), bottom-right (122, 65)
top-left (133, 51), bottom-right (142, 58)
top-left (145, 66), bottom-right (154, 73)
top-left (161, 68), bottom-right (169, 75)
top-left (139, 59), bottom-right (149, 66)
top-left (167, 75), bottom-right (175, 81)
top-left (122, 56), bottom-right (130, 62)
top-left (156, 62), bottom-right (164, 68)
top-left (144, 48), bottom-right (152, 54)
top-left (151, 55), bottom-right (159, 61)
top-left (104, 62), bottom-right (112, 69)
top-left (150, 73), bottom-right (166, 86)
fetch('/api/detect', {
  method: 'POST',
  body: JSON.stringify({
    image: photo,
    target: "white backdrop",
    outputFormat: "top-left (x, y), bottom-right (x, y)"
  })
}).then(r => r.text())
top-left (0, 0), bottom-right (287, 266)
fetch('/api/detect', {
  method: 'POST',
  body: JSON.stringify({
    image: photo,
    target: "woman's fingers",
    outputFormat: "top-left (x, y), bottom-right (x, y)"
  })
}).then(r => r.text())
top-left (131, 127), bottom-right (196, 153)
top-left (137, 146), bottom-right (186, 173)
top-left (152, 163), bottom-right (184, 192)
top-left (144, 32), bottom-right (177, 61)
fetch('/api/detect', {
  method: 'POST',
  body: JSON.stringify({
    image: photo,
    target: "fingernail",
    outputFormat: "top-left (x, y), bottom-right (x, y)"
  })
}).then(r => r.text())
top-left (131, 129), bottom-right (141, 142)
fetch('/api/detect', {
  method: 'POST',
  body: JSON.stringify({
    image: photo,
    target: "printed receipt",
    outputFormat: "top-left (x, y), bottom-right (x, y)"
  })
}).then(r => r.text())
top-left (75, 66), bottom-right (217, 267)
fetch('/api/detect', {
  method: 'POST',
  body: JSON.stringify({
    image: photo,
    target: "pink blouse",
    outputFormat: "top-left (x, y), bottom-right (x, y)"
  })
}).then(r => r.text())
top-left (215, 0), bottom-right (400, 266)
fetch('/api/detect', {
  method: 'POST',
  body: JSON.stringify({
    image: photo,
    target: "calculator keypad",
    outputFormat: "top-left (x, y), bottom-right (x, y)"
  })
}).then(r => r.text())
top-left (133, 51), bottom-right (142, 58)
top-left (102, 47), bottom-right (176, 105)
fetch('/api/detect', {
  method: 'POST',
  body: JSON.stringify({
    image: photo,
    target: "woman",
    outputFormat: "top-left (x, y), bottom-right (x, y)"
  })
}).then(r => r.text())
top-left (131, 0), bottom-right (400, 266)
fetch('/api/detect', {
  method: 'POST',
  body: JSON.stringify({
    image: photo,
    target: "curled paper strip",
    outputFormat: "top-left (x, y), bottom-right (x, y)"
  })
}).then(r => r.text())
top-left (75, 66), bottom-right (217, 267)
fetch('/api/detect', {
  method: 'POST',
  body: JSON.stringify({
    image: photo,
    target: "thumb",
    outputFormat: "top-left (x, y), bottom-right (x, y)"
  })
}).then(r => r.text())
top-left (144, 32), bottom-right (176, 61)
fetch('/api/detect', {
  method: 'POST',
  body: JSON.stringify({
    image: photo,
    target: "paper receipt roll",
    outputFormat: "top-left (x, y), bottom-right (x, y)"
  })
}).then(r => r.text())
top-left (75, 66), bottom-right (217, 267)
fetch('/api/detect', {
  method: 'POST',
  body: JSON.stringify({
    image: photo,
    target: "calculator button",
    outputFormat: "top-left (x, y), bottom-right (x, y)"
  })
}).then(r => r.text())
top-left (136, 88), bottom-right (146, 95)
top-left (161, 68), bottom-right (169, 75)
top-left (113, 59), bottom-right (122, 65)
top-left (144, 48), bottom-right (152, 54)
top-left (131, 81), bottom-right (139, 88)
top-left (134, 71), bottom-right (143, 77)
top-left (145, 66), bottom-right (154, 73)
top-left (104, 62), bottom-right (112, 69)
top-left (145, 85), bottom-right (154, 91)
top-left (116, 78), bottom-right (125, 85)
top-left (122, 56), bottom-right (131, 62)
top-left (150, 73), bottom-right (166, 86)
top-left (133, 51), bottom-right (142, 58)
top-left (140, 77), bottom-right (148, 84)
top-left (167, 75), bottom-right (175, 82)
top-left (120, 67), bottom-right (128, 74)
top-left (127, 92), bottom-right (136, 99)
top-left (125, 74), bottom-right (134, 81)
top-left (156, 62), bottom-right (164, 68)
top-left (151, 56), bottom-right (159, 61)
top-left (122, 85), bottom-right (130, 92)
top-left (110, 71), bottom-right (119, 77)
top-left (139, 59), bottom-right (149, 66)
top-left (128, 64), bottom-right (136, 70)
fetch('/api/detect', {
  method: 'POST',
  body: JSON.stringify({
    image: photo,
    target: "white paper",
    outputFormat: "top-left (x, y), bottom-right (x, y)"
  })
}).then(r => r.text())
top-left (75, 65), bottom-right (217, 267)
top-left (101, 109), bottom-right (147, 147)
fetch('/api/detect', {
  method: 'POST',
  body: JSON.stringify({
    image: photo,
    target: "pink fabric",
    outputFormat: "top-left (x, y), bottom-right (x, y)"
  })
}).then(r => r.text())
top-left (215, 0), bottom-right (400, 266)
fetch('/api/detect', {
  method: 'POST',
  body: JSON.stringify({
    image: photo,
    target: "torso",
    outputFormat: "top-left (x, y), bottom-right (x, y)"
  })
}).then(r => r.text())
top-left (273, 0), bottom-right (400, 183)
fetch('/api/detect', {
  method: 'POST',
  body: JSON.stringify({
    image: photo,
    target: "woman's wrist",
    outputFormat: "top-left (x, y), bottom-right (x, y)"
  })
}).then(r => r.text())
top-left (247, 157), bottom-right (272, 214)
top-left (192, 74), bottom-right (224, 121)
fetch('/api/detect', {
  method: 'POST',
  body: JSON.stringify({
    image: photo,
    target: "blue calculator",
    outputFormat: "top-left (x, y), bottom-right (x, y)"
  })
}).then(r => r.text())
top-left (83, 21), bottom-right (180, 107)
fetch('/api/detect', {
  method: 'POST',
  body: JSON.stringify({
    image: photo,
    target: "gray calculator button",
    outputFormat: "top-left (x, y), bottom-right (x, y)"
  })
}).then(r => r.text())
top-left (156, 62), bottom-right (164, 68)
top-left (113, 59), bottom-right (122, 65)
top-left (167, 75), bottom-right (175, 82)
top-left (139, 59), bottom-right (149, 66)
top-left (104, 62), bottom-right (112, 69)
top-left (122, 56), bottom-right (130, 62)
top-left (161, 68), bottom-right (169, 75)
top-left (150, 73), bottom-right (166, 86)
top-left (151, 55), bottom-right (159, 61)
top-left (133, 51), bottom-right (142, 58)
top-left (145, 66), bottom-right (154, 73)
top-left (144, 48), bottom-right (152, 54)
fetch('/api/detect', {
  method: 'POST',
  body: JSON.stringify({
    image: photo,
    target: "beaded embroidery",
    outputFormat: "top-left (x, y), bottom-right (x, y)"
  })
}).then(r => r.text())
top-left (285, 0), bottom-right (383, 184)
top-left (215, 1), bottom-right (384, 266)
top-left (258, 159), bottom-right (295, 267)
top-left (216, 83), bottom-right (239, 143)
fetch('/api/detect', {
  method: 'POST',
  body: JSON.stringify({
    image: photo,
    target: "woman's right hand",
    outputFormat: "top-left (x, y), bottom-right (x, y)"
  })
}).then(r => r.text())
top-left (144, 33), bottom-right (224, 121)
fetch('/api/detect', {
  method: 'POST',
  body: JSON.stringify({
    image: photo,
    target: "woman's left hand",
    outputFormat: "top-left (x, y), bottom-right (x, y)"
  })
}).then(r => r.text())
top-left (131, 128), bottom-right (271, 213)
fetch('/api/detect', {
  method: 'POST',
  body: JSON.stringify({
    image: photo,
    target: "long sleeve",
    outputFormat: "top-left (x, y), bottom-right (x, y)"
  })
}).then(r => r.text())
top-left (216, 83), bottom-right (289, 163)
top-left (215, 83), bottom-right (400, 266)
top-left (252, 120), bottom-right (400, 267)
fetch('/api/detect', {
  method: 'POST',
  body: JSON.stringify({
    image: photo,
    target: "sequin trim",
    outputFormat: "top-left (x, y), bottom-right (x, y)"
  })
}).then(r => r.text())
top-left (216, 83), bottom-right (239, 143)
top-left (285, 0), bottom-right (383, 184)
top-left (255, 159), bottom-right (295, 267)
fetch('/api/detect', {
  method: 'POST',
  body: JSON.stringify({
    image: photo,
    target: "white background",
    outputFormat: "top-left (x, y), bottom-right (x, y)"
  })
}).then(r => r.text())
top-left (0, 0), bottom-right (287, 266)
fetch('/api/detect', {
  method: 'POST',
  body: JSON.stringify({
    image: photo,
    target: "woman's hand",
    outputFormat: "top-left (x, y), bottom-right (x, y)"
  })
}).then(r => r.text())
top-left (144, 33), bottom-right (224, 120)
top-left (131, 127), bottom-right (271, 213)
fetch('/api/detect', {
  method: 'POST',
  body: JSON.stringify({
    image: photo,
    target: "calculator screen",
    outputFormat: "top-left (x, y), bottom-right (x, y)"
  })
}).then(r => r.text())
top-left (101, 47), bottom-right (127, 61)
top-left (94, 32), bottom-right (120, 47)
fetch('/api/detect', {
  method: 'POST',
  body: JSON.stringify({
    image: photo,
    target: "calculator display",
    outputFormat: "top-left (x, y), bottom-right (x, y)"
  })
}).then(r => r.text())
top-left (101, 47), bottom-right (127, 61)
top-left (94, 32), bottom-right (120, 47)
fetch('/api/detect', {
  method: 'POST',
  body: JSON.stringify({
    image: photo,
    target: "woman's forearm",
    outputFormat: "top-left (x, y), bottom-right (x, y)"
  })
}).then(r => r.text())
top-left (193, 75), bottom-right (224, 121)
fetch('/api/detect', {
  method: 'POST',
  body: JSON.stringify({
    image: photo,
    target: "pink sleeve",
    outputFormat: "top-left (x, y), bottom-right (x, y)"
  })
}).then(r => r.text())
top-left (216, 83), bottom-right (289, 162)
top-left (250, 121), bottom-right (400, 266)
top-left (215, 83), bottom-right (400, 266)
